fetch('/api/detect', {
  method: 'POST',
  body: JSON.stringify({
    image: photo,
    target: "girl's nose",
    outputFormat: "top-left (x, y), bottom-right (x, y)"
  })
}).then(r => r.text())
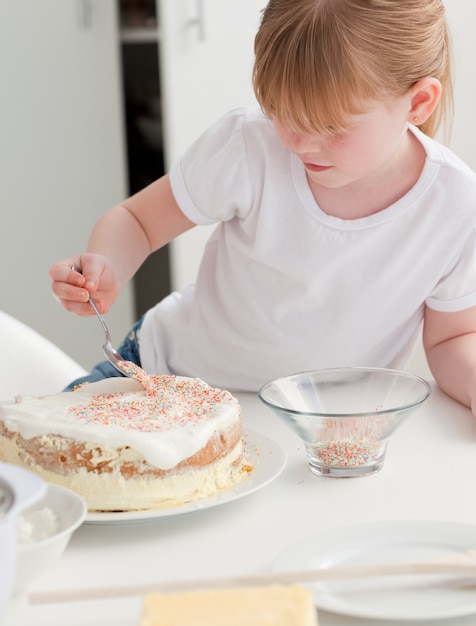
top-left (288, 131), bottom-right (323, 152)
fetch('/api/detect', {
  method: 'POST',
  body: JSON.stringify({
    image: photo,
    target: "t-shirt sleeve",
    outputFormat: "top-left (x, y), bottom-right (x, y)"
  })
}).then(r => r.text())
top-left (168, 108), bottom-right (253, 225)
top-left (426, 227), bottom-right (476, 312)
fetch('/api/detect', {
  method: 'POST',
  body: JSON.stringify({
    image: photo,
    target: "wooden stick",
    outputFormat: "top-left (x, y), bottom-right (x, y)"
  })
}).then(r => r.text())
top-left (29, 557), bottom-right (476, 605)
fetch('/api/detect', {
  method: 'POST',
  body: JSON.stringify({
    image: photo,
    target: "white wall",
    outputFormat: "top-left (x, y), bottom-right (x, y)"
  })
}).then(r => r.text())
top-left (438, 1), bottom-right (476, 170)
top-left (0, 1), bottom-right (133, 372)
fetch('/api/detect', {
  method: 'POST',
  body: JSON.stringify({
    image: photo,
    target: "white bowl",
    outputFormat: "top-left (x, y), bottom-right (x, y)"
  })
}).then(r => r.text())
top-left (0, 463), bottom-right (46, 622)
top-left (14, 483), bottom-right (87, 593)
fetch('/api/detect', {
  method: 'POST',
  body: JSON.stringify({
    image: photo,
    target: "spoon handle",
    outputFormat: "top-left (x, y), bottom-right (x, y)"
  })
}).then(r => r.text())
top-left (70, 266), bottom-right (110, 337)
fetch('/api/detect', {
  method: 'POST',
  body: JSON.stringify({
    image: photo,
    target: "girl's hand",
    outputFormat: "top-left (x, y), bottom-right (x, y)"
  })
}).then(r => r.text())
top-left (49, 175), bottom-right (194, 318)
top-left (49, 253), bottom-right (119, 317)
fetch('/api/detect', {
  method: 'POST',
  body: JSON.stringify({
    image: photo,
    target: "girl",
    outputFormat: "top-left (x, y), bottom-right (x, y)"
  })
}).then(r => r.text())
top-left (50, 0), bottom-right (476, 417)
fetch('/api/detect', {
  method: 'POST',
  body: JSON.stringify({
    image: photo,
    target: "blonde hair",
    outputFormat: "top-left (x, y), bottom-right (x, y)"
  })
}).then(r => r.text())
top-left (253, 0), bottom-right (453, 138)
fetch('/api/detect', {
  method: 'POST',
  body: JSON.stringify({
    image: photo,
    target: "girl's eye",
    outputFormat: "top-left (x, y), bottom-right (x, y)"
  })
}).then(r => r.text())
top-left (328, 125), bottom-right (353, 139)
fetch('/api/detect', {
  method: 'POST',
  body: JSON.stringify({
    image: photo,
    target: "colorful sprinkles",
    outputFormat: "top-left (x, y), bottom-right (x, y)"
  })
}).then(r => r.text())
top-left (312, 439), bottom-right (382, 467)
top-left (120, 361), bottom-right (156, 392)
top-left (311, 412), bottom-right (388, 467)
top-left (68, 375), bottom-right (232, 432)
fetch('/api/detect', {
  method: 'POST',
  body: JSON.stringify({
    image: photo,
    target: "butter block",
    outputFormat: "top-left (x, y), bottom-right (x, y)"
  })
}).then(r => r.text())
top-left (140, 585), bottom-right (318, 626)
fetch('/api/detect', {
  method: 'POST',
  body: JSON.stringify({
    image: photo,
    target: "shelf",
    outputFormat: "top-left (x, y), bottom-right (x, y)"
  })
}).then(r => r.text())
top-left (120, 27), bottom-right (160, 44)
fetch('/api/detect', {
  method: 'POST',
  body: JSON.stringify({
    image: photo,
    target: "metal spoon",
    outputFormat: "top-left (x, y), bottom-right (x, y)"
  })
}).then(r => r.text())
top-left (71, 266), bottom-right (150, 386)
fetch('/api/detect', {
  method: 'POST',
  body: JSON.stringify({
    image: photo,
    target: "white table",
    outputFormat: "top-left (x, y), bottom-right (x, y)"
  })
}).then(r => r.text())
top-left (5, 381), bottom-right (476, 626)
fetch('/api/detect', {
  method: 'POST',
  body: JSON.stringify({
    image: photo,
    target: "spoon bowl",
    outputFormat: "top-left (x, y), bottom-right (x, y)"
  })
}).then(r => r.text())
top-left (71, 266), bottom-right (150, 387)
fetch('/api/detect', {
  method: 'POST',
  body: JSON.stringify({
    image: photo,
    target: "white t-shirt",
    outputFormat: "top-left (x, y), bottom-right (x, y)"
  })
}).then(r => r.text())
top-left (140, 106), bottom-right (476, 392)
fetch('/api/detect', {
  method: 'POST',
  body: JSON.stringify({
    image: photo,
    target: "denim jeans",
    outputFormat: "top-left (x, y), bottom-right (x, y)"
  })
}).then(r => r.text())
top-left (64, 316), bottom-right (144, 391)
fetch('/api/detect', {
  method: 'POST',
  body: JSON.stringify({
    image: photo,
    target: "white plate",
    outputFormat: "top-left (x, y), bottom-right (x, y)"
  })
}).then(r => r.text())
top-left (273, 520), bottom-right (476, 621)
top-left (85, 429), bottom-right (285, 525)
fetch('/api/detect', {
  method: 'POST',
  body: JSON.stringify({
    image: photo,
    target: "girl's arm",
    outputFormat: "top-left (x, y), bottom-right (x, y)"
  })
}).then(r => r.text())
top-left (423, 304), bottom-right (476, 416)
top-left (50, 174), bottom-right (195, 316)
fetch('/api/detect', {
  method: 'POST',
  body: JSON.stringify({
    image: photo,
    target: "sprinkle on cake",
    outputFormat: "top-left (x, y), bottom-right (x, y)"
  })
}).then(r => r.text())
top-left (69, 375), bottom-right (231, 432)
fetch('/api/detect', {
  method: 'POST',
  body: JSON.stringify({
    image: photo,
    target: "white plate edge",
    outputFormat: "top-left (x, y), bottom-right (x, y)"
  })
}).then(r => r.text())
top-left (84, 429), bottom-right (286, 525)
top-left (273, 519), bottom-right (476, 621)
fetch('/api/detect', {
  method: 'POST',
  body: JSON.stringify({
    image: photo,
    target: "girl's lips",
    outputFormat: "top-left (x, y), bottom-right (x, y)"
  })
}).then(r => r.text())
top-left (304, 162), bottom-right (332, 173)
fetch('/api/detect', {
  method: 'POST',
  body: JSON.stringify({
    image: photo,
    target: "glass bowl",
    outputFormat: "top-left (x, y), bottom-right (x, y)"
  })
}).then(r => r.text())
top-left (259, 367), bottom-right (431, 478)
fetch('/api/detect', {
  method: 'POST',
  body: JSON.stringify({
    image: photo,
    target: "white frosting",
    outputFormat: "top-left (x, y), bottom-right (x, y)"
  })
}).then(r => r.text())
top-left (0, 377), bottom-right (240, 470)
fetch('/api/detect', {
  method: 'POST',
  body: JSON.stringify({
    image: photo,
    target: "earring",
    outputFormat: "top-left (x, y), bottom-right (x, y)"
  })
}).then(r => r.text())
top-left (413, 116), bottom-right (418, 123)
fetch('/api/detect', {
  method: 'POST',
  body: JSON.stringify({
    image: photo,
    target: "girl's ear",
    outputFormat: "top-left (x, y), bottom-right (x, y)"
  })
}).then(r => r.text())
top-left (407, 77), bottom-right (442, 125)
